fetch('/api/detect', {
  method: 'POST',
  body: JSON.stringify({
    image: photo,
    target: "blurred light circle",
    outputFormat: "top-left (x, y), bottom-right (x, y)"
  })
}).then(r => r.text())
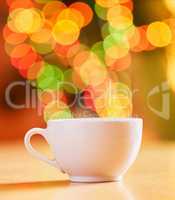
top-left (9, 0), bottom-right (34, 11)
top-left (7, 8), bottom-right (25, 32)
top-left (37, 63), bottom-right (64, 90)
top-left (18, 51), bottom-right (38, 70)
top-left (67, 44), bottom-right (88, 66)
top-left (70, 2), bottom-right (93, 26)
top-left (74, 51), bottom-right (108, 86)
top-left (3, 25), bottom-right (28, 45)
top-left (27, 60), bottom-right (44, 80)
top-left (132, 26), bottom-right (149, 52)
top-left (10, 43), bottom-right (32, 58)
top-left (30, 28), bottom-right (52, 44)
top-left (30, 39), bottom-right (56, 55)
top-left (80, 61), bottom-right (107, 86)
top-left (14, 8), bottom-right (43, 33)
top-left (57, 8), bottom-right (84, 28)
top-left (73, 50), bottom-right (90, 70)
top-left (107, 5), bottom-right (133, 30)
top-left (127, 26), bottom-right (140, 49)
top-left (4, 42), bottom-right (16, 57)
top-left (95, 4), bottom-right (107, 20)
top-left (43, 1), bottom-right (66, 24)
top-left (95, 0), bottom-right (120, 8)
top-left (54, 40), bottom-right (80, 59)
top-left (103, 33), bottom-right (130, 59)
top-left (107, 53), bottom-right (131, 71)
top-left (52, 20), bottom-right (80, 45)
top-left (121, 0), bottom-right (133, 11)
top-left (146, 21), bottom-right (172, 47)
top-left (109, 24), bottom-right (136, 42)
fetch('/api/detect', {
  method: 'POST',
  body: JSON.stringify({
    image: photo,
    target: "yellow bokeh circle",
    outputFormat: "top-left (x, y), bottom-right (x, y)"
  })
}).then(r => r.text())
top-left (52, 20), bottom-right (80, 45)
top-left (57, 8), bottom-right (84, 28)
top-left (30, 28), bottom-right (52, 44)
top-left (95, 0), bottom-right (120, 8)
top-left (14, 8), bottom-right (43, 34)
top-left (107, 5), bottom-right (133, 30)
top-left (146, 21), bottom-right (172, 47)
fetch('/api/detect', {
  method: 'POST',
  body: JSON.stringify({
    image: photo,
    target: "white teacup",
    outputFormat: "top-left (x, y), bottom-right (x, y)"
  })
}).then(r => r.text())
top-left (24, 118), bottom-right (143, 183)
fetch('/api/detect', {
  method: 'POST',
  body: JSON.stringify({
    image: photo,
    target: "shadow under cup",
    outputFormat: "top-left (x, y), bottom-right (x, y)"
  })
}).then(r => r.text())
top-left (24, 118), bottom-right (143, 183)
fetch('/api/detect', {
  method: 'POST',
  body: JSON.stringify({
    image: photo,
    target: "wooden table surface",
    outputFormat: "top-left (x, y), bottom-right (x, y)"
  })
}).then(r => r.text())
top-left (0, 140), bottom-right (175, 200)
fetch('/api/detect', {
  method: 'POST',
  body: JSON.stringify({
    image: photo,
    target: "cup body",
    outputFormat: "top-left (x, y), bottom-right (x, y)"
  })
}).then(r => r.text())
top-left (45, 118), bottom-right (142, 182)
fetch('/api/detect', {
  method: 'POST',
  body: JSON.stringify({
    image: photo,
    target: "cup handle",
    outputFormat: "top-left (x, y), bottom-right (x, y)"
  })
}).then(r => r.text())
top-left (24, 128), bottom-right (59, 169)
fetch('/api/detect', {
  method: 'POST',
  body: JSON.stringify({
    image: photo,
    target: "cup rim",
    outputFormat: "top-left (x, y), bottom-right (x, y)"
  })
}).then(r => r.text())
top-left (48, 117), bottom-right (143, 123)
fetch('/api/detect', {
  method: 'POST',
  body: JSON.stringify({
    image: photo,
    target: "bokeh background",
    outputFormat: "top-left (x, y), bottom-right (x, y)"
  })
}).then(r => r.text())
top-left (0, 0), bottom-right (175, 141)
